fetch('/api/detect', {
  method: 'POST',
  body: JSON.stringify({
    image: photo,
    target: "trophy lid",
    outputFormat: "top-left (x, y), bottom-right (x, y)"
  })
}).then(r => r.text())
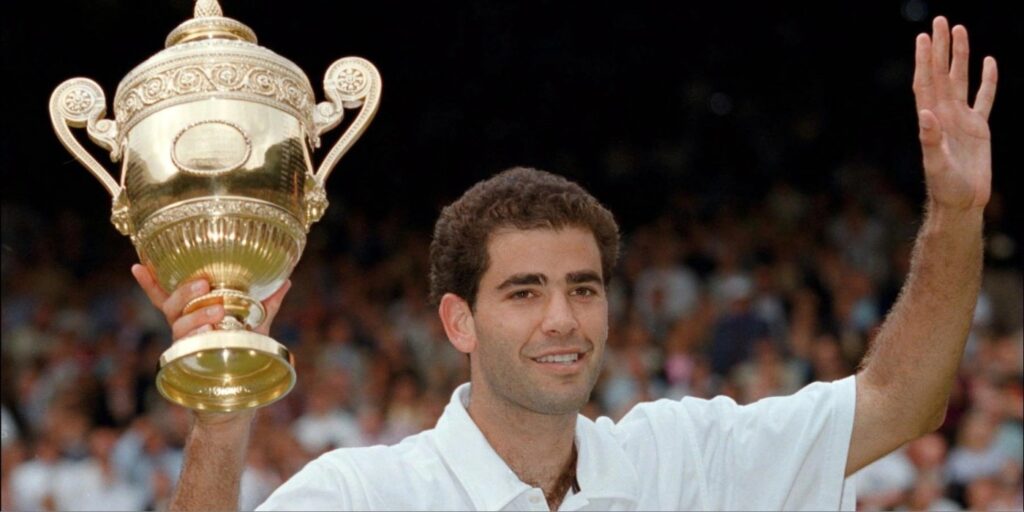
top-left (165, 0), bottom-right (258, 47)
top-left (113, 0), bottom-right (316, 144)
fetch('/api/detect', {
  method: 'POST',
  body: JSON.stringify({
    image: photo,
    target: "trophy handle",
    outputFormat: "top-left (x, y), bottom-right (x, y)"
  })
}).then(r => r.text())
top-left (49, 78), bottom-right (122, 195)
top-left (49, 78), bottom-right (132, 235)
top-left (311, 57), bottom-right (382, 187)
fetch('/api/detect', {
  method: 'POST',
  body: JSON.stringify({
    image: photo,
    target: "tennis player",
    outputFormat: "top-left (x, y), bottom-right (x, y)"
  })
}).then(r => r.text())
top-left (132, 16), bottom-right (997, 511)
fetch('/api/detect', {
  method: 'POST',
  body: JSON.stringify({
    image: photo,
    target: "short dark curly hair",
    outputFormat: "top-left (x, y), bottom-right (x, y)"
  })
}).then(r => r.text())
top-left (429, 167), bottom-right (620, 307)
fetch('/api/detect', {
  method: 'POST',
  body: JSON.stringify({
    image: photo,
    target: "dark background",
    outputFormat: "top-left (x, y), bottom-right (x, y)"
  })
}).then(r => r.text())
top-left (1, 0), bottom-right (1021, 241)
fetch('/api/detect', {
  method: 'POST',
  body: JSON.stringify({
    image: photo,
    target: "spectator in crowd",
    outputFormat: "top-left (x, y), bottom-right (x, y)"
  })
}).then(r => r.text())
top-left (292, 377), bottom-right (362, 455)
top-left (49, 427), bottom-right (147, 511)
top-left (632, 234), bottom-right (701, 339)
top-left (947, 411), bottom-right (1013, 486)
top-left (9, 436), bottom-right (62, 512)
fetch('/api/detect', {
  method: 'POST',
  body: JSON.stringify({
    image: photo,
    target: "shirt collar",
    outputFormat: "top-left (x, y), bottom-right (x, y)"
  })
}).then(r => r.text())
top-left (433, 383), bottom-right (532, 510)
top-left (432, 383), bottom-right (640, 510)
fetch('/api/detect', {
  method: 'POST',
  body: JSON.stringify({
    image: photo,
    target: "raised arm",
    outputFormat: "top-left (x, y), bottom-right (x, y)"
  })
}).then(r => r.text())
top-left (846, 16), bottom-right (998, 476)
top-left (131, 264), bottom-right (291, 511)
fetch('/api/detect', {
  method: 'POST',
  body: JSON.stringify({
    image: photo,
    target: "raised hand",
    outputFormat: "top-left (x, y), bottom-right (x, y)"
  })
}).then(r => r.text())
top-left (130, 264), bottom-right (291, 341)
top-left (913, 16), bottom-right (998, 212)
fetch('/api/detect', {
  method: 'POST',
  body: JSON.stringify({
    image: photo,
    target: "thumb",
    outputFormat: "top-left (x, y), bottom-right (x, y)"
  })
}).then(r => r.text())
top-left (918, 109), bottom-right (942, 146)
top-left (131, 263), bottom-right (169, 308)
top-left (255, 280), bottom-right (292, 336)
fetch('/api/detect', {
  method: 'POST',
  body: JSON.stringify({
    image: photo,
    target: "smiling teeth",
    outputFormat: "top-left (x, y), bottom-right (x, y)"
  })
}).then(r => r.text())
top-left (536, 353), bottom-right (579, 364)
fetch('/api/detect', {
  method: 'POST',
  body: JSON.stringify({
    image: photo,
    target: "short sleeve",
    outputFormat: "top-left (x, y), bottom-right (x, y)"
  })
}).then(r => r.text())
top-left (616, 375), bottom-right (857, 510)
top-left (256, 456), bottom-right (371, 511)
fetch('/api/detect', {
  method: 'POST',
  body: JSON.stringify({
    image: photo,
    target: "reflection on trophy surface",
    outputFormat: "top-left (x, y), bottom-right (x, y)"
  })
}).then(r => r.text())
top-left (48, 0), bottom-right (381, 412)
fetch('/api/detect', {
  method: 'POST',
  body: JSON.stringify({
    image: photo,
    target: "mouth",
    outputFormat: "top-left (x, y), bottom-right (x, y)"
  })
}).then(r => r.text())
top-left (530, 351), bottom-right (588, 373)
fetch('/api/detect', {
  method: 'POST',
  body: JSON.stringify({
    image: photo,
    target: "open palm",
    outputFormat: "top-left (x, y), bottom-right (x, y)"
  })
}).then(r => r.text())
top-left (913, 17), bottom-right (998, 211)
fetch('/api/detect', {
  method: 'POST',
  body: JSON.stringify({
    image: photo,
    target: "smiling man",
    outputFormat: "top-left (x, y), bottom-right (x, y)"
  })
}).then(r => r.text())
top-left (133, 16), bottom-right (998, 511)
top-left (430, 187), bottom-right (616, 509)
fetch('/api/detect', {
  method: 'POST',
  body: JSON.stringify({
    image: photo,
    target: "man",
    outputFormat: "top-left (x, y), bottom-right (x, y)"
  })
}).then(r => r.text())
top-left (132, 17), bottom-right (997, 510)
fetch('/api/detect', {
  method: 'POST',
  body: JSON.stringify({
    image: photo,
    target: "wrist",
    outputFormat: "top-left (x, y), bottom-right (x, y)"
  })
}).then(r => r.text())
top-left (925, 202), bottom-right (984, 231)
top-left (192, 409), bottom-right (256, 433)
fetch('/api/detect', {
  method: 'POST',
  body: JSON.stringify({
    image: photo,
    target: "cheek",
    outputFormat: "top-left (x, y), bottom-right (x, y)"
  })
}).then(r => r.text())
top-left (476, 310), bottom-right (536, 354)
top-left (506, 301), bottom-right (550, 329)
top-left (580, 302), bottom-right (610, 341)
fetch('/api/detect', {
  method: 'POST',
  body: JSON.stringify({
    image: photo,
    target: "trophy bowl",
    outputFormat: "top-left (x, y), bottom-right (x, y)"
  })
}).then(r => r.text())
top-left (48, 0), bottom-right (381, 412)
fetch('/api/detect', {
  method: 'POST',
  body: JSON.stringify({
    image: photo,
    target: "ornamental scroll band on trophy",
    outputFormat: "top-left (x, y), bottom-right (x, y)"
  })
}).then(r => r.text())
top-left (48, 0), bottom-right (381, 412)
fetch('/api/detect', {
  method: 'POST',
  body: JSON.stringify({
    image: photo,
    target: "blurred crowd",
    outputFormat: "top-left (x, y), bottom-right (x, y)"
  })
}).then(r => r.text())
top-left (1, 174), bottom-right (1021, 511)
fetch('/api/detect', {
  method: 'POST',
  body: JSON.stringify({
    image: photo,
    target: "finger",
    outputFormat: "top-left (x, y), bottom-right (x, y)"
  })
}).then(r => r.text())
top-left (973, 56), bottom-right (998, 120)
top-left (912, 33), bottom-right (936, 111)
top-left (162, 279), bottom-right (211, 324)
top-left (183, 324), bottom-right (213, 339)
top-left (931, 16), bottom-right (952, 99)
top-left (172, 305), bottom-right (224, 341)
top-left (948, 25), bottom-right (969, 102)
top-left (131, 264), bottom-right (169, 308)
top-left (918, 109), bottom-right (945, 175)
top-left (255, 280), bottom-right (292, 336)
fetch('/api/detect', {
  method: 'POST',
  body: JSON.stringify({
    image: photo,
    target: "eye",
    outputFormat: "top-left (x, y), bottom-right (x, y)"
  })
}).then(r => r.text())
top-left (508, 289), bottom-right (538, 300)
top-left (571, 286), bottom-right (600, 298)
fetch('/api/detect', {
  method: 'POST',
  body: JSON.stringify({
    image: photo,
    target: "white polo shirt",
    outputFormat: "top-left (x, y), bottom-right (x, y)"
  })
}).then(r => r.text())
top-left (258, 376), bottom-right (857, 510)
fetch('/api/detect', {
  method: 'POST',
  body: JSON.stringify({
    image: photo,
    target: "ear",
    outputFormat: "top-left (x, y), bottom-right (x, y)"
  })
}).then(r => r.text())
top-left (439, 293), bottom-right (476, 354)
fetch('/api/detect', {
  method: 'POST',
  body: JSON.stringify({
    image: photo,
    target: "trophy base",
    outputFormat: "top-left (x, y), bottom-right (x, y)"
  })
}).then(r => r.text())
top-left (156, 330), bottom-right (295, 412)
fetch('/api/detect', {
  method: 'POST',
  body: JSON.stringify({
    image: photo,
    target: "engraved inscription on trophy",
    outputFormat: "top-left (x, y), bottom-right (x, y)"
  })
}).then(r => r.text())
top-left (172, 120), bottom-right (252, 176)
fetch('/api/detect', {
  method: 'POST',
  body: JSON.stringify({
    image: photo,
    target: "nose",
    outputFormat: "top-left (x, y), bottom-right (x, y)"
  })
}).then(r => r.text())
top-left (541, 292), bottom-right (579, 337)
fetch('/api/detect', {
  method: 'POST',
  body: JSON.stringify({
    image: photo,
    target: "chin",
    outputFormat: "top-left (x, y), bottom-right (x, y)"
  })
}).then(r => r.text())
top-left (523, 384), bottom-right (594, 415)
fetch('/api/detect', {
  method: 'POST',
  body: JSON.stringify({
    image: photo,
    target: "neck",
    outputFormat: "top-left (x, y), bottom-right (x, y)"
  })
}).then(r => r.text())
top-left (466, 381), bottom-right (578, 508)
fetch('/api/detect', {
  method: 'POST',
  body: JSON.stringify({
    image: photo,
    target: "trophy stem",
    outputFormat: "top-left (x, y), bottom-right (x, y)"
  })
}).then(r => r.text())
top-left (218, 316), bottom-right (247, 331)
top-left (159, 288), bottom-right (293, 411)
top-left (184, 288), bottom-right (266, 329)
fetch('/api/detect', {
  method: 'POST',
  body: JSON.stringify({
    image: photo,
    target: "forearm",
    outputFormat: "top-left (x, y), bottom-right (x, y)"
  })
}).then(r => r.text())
top-left (860, 203), bottom-right (983, 434)
top-left (170, 411), bottom-right (255, 512)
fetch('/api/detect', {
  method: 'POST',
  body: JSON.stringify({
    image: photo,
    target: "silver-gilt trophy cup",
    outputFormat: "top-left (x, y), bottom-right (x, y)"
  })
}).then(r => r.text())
top-left (48, 0), bottom-right (381, 412)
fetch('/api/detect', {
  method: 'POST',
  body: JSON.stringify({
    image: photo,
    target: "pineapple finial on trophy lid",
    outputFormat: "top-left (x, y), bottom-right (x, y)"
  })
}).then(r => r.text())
top-left (165, 0), bottom-right (257, 47)
top-left (194, 0), bottom-right (223, 18)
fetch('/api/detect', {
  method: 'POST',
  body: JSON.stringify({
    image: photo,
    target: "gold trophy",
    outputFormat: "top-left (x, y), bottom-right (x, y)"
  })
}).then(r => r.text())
top-left (48, 0), bottom-right (381, 412)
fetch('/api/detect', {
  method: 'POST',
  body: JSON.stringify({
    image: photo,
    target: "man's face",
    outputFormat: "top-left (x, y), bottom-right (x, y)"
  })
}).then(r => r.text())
top-left (469, 226), bottom-right (609, 415)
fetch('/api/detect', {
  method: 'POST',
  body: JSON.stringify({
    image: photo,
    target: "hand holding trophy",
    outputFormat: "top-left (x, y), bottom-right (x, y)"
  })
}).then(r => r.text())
top-left (49, 0), bottom-right (380, 412)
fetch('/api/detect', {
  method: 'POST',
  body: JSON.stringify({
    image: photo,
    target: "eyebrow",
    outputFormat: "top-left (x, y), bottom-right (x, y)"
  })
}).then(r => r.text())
top-left (496, 273), bottom-right (547, 290)
top-left (567, 271), bottom-right (603, 285)
top-left (495, 271), bottom-right (603, 290)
